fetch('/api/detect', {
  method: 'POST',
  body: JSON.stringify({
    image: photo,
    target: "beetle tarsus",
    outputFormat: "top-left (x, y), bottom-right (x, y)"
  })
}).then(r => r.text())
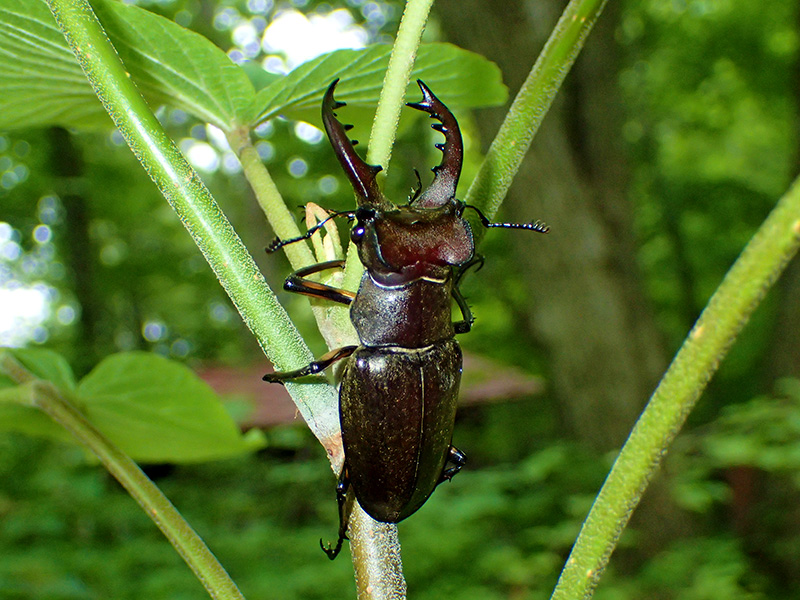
top-left (451, 285), bottom-right (475, 334)
top-left (320, 467), bottom-right (351, 560)
top-left (439, 445), bottom-right (467, 483)
top-left (320, 537), bottom-right (344, 560)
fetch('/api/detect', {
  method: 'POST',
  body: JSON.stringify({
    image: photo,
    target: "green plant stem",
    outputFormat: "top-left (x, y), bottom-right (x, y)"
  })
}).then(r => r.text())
top-left (464, 0), bottom-right (608, 235)
top-left (349, 504), bottom-right (407, 600)
top-left (44, 0), bottom-right (340, 449)
top-left (0, 355), bottom-right (245, 600)
top-left (551, 176), bottom-right (800, 599)
top-left (227, 126), bottom-right (314, 271)
top-left (367, 0), bottom-right (435, 172)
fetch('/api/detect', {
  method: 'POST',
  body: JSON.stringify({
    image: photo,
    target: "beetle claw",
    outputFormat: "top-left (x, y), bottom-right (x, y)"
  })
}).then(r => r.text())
top-left (320, 537), bottom-right (344, 560)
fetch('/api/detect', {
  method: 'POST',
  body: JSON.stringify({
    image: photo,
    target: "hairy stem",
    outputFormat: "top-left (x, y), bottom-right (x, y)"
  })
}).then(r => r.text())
top-left (551, 176), bottom-right (800, 599)
top-left (226, 126), bottom-right (313, 271)
top-left (367, 0), bottom-right (435, 173)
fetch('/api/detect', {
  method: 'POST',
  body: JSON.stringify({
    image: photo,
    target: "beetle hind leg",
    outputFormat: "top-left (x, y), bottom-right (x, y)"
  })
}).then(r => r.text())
top-left (439, 445), bottom-right (467, 483)
top-left (321, 466), bottom-right (351, 560)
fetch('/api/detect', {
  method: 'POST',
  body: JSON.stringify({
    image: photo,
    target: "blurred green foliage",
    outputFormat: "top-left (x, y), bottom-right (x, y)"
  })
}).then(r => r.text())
top-left (619, 0), bottom-right (798, 346)
top-left (2, 0), bottom-right (800, 597)
top-left (6, 384), bottom-right (800, 598)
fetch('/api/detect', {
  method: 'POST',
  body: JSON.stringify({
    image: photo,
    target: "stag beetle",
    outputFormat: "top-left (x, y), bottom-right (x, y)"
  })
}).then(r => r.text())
top-left (263, 79), bottom-right (548, 559)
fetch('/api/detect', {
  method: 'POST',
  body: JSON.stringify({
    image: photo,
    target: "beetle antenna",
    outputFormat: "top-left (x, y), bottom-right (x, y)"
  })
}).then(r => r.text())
top-left (463, 204), bottom-right (550, 234)
top-left (266, 210), bottom-right (355, 253)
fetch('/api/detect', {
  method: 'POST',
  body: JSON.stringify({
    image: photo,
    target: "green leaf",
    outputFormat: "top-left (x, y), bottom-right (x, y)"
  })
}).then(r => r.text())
top-left (77, 351), bottom-right (253, 463)
top-left (0, 386), bottom-right (75, 442)
top-left (0, 348), bottom-right (77, 441)
top-left (240, 60), bottom-right (283, 92)
top-left (0, 0), bottom-right (109, 130)
top-left (251, 43), bottom-right (508, 126)
top-left (0, 347), bottom-right (77, 391)
top-left (0, 0), bottom-right (254, 131)
top-left (91, 0), bottom-right (254, 130)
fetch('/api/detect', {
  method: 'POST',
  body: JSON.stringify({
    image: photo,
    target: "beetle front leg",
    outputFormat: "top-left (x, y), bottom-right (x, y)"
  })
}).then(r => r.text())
top-left (282, 260), bottom-right (356, 306)
top-left (439, 445), bottom-right (467, 483)
top-left (263, 346), bottom-right (357, 383)
top-left (321, 466), bottom-right (351, 560)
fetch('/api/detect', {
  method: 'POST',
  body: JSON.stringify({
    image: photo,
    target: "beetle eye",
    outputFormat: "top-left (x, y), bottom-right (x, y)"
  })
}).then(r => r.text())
top-left (352, 207), bottom-right (376, 242)
top-left (356, 207), bottom-right (376, 222)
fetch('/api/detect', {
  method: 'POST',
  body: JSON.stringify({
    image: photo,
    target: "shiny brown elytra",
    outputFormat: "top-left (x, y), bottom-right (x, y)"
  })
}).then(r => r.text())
top-left (263, 79), bottom-right (548, 559)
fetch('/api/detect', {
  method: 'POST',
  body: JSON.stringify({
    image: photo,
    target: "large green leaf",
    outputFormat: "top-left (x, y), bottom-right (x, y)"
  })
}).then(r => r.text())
top-left (1, 2), bottom-right (503, 133)
top-left (0, 0), bottom-right (254, 131)
top-left (251, 43), bottom-right (508, 126)
top-left (1, 347), bottom-right (77, 391)
top-left (77, 352), bottom-right (253, 463)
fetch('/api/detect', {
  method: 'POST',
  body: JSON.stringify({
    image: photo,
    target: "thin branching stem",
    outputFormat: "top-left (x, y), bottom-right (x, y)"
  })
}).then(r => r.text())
top-left (0, 353), bottom-right (246, 600)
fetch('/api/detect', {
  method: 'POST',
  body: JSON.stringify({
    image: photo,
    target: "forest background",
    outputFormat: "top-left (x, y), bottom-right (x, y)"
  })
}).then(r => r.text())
top-left (1, 0), bottom-right (800, 598)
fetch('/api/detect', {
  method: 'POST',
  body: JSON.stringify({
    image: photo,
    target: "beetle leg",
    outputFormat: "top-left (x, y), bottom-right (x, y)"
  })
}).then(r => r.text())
top-left (451, 286), bottom-right (474, 334)
top-left (282, 259), bottom-right (356, 306)
top-left (438, 445), bottom-right (467, 483)
top-left (451, 255), bottom-right (484, 334)
top-left (321, 466), bottom-right (351, 560)
top-left (263, 346), bottom-right (357, 383)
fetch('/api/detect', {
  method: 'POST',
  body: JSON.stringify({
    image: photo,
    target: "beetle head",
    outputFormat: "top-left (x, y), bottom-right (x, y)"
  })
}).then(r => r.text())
top-left (322, 79), bottom-right (472, 284)
top-left (351, 203), bottom-right (474, 285)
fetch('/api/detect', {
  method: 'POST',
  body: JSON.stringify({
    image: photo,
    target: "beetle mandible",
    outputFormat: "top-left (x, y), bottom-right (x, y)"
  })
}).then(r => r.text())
top-left (263, 79), bottom-right (548, 559)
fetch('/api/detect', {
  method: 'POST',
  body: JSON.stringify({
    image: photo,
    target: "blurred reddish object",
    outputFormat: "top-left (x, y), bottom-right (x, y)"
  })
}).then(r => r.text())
top-left (197, 353), bottom-right (544, 429)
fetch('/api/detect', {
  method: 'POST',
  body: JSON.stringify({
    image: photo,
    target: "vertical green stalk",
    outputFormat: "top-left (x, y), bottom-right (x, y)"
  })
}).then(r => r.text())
top-left (340, 2), bottom-right (440, 595)
top-left (227, 126), bottom-right (314, 271)
top-left (464, 0), bottom-right (609, 229)
top-left (551, 177), bottom-right (800, 599)
top-left (367, 0), bottom-right (435, 172)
